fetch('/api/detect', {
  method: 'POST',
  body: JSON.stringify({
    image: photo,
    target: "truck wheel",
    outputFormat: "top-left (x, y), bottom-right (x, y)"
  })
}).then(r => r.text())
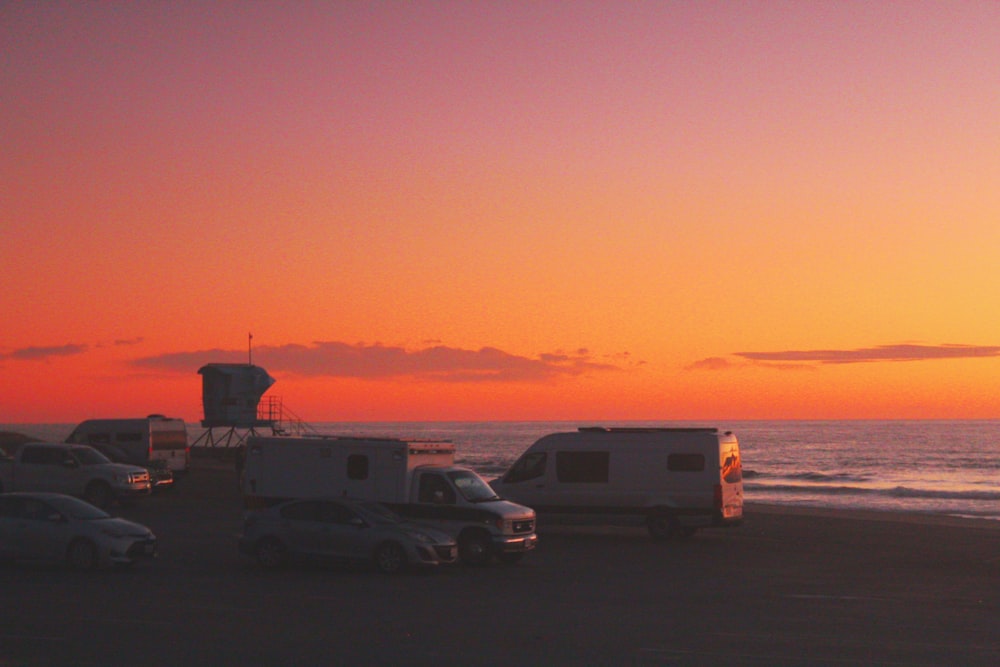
top-left (67, 539), bottom-right (99, 571)
top-left (255, 538), bottom-right (288, 569)
top-left (373, 541), bottom-right (407, 574)
top-left (84, 481), bottom-right (113, 509)
top-left (458, 530), bottom-right (493, 566)
top-left (646, 513), bottom-right (680, 541)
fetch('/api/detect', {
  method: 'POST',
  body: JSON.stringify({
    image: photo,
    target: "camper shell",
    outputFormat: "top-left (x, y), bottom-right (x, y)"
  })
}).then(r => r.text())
top-left (66, 416), bottom-right (190, 474)
top-left (491, 427), bottom-right (743, 539)
top-left (242, 435), bottom-right (537, 565)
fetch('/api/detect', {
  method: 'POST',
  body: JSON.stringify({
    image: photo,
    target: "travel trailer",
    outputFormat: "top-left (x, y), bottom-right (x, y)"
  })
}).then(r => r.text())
top-left (242, 435), bottom-right (537, 565)
top-left (490, 427), bottom-right (743, 539)
top-left (66, 416), bottom-right (190, 474)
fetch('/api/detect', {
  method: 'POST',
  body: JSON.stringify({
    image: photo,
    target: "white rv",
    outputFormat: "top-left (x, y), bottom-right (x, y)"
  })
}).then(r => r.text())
top-left (491, 427), bottom-right (743, 539)
top-left (242, 435), bottom-right (538, 565)
top-left (66, 416), bottom-right (190, 474)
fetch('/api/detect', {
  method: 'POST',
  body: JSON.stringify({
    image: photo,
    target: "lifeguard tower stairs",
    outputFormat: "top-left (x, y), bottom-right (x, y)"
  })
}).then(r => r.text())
top-left (190, 363), bottom-right (316, 449)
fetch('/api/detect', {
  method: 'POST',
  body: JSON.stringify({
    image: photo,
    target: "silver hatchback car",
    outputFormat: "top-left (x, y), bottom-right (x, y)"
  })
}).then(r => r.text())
top-left (239, 498), bottom-right (458, 573)
top-left (0, 492), bottom-right (157, 570)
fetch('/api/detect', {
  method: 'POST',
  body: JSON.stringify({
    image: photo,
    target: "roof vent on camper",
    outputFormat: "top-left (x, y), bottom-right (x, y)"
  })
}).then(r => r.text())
top-left (198, 363), bottom-right (276, 428)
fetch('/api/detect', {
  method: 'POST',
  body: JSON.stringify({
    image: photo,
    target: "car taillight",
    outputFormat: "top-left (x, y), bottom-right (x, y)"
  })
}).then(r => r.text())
top-left (713, 484), bottom-right (723, 509)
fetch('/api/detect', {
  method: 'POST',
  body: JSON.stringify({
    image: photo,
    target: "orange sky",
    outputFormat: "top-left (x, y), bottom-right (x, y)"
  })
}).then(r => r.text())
top-left (3, 2), bottom-right (999, 423)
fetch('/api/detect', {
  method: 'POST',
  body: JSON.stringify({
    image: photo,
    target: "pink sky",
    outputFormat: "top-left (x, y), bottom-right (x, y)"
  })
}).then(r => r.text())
top-left (3, 2), bottom-right (999, 423)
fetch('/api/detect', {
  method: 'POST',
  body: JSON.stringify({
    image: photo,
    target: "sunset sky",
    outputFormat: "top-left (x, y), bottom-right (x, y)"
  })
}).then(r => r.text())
top-left (3, 2), bottom-right (999, 424)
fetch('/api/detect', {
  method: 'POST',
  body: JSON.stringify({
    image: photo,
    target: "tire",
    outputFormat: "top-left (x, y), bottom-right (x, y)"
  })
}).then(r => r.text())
top-left (646, 513), bottom-right (680, 541)
top-left (373, 542), bottom-right (407, 574)
top-left (497, 552), bottom-right (524, 565)
top-left (458, 530), bottom-right (493, 566)
top-left (67, 539), bottom-right (99, 571)
top-left (84, 481), bottom-right (113, 509)
top-left (255, 537), bottom-right (288, 570)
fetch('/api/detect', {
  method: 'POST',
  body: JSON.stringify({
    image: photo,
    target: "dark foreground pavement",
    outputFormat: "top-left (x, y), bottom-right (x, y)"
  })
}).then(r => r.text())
top-left (2, 458), bottom-right (998, 667)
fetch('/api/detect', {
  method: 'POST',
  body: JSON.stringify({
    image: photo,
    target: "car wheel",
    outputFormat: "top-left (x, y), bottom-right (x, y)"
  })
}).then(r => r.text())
top-left (646, 513), bottom-right (679, 540)
top-left (67, 539), bottom-right (99, 571)
top-left (84, 481), bottom-right (113, 509)
top-left (255, 538), bottom-right (288, 569)
top-left (458, 530), bottom-right (493, 566)
top-left (373, 542), bottom-right (407, 574)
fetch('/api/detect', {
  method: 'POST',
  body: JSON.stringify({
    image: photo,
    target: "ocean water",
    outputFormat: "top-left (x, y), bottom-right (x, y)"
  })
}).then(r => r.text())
top-left (4, 420), bottom-right (999, 521)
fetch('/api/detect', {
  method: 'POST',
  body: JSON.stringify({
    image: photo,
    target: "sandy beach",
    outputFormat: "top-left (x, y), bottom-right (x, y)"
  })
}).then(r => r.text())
top-left (2, 455), bottom-right (998, 666)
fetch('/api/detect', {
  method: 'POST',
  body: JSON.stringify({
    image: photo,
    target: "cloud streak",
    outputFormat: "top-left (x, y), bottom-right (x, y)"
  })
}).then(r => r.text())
top-left (133, 341), bottom-right (621, 382)
top-left (0, 344), bottom-right (88, 361)
top-left (736, 344), bottom-right (1000, 364)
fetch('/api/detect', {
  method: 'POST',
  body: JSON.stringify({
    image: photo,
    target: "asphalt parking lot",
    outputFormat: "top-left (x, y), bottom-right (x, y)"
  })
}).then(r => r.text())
top-left (2, 458), bottom-right (998, 667)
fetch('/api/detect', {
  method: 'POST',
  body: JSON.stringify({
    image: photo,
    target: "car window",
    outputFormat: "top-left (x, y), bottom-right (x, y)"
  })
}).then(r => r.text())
top-left (21, 498), bottom-right (55, 521)
top-left (318, 501), bottom-right (358, 525)
top-left (47, 495), bottom-right (110, 520)
top-left (0, 496), bottom-right (24, 518)
top-left (280, 501), bottom-right (320, 522)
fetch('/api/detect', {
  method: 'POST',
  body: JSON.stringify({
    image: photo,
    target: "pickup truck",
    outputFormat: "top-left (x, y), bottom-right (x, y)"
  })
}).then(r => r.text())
top-left (0, 442), bottom-right (151, 509)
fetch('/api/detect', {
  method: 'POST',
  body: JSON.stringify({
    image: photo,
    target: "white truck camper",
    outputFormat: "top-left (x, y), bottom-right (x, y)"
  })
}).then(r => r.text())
top-left (66, 415), bottom-right (190, 474)
top-left (242, 435), bottom-right (538, 565)
top-left (490, 427), bottom-right (743, 539)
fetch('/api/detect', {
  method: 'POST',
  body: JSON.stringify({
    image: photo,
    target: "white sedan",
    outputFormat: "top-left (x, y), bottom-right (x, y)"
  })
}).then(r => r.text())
top-left (0, 492), bottom-right (157, 570)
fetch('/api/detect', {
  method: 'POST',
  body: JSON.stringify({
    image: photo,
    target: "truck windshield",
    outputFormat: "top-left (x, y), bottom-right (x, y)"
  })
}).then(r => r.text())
top-left (447, 470), bottom-right (500, 502)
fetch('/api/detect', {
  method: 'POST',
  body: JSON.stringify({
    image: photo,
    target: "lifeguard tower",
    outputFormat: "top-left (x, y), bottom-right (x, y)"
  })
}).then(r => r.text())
top-left (190, 363), bottom-right (312, 449)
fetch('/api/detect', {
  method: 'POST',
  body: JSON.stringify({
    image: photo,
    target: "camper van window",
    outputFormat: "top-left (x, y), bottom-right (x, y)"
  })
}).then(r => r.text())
top-left (667, 454), bottom-right (705, 472)
top-left (503, 452), bottom-right (547, 483)
top-left (556, 451), bottom-right (610, 483)
top-left (722, 451), bottom-right (742, 483)
top-left (87, 433), bottom-right (112, 445)
top-left (116, 432), bottom-right (142, 442)
top-left (347, 454), bottom-right (369, 480)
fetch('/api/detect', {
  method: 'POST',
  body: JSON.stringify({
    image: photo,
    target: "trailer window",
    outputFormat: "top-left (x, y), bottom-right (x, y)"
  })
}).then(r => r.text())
top-left (503, 452), bottom-right (547, 483)
top-left (667, 454), bottom-right (705, 472)
top-left (347, 454), bottom-right (369, 480)
top-left (556, 451), bottom-right (609, 483)
top-left (116, 432), bottom-right (143, 442)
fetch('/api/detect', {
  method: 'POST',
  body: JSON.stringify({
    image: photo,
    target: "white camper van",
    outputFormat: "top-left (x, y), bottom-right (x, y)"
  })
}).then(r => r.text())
top-left (491, 427), bottom-right (743, 539)
top-left (66, 416), bottom-right (190, 474)
top-left (242, 435), bottom-right (538, 565)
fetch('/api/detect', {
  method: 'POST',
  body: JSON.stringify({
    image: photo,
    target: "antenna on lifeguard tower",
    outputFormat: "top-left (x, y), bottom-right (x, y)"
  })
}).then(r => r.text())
top-left (248, 332), bottom-right (253, 366)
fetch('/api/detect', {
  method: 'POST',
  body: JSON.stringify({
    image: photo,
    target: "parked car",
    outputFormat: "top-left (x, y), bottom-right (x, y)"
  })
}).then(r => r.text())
top-left (0, 492), bottom-right (157, 570)
top-left (89, 443), bottom-right (175, 491)
top-left (239, 498), bottom-right (458, 573)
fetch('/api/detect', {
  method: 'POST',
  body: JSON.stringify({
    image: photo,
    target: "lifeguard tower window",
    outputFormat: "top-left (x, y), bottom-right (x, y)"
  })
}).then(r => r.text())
top-left (556, 451), bottom-right (610, 483)
top-left (347, 454), bottom-right (369, 480)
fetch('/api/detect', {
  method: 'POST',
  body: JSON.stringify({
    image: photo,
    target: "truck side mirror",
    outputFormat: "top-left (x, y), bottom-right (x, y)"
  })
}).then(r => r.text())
top-left (62, 458), bottom-right (79, 469)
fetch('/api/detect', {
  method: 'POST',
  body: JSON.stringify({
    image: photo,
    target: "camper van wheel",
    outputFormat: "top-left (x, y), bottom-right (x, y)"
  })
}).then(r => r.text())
top-left (84, 481), bottom-right (113, 509)
top-left (646, 513), bottom-right (680, 541)
top-left (373, 542), bottom-right (407, 574)
top-left (458, 530), bottom-right (493, 566)
top-left (255, 538), bottom-right (288, 569)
